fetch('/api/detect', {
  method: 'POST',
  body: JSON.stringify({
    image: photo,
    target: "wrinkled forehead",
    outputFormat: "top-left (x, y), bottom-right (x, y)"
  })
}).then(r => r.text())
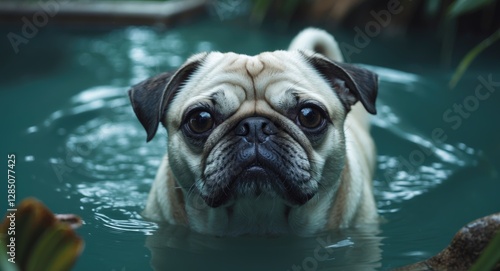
top-left (168, 51), bottom-right (343, 119)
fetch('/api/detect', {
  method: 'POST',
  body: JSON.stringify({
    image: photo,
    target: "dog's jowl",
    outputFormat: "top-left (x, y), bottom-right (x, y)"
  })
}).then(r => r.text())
top-left (128, 28), bottom-right (379, 236)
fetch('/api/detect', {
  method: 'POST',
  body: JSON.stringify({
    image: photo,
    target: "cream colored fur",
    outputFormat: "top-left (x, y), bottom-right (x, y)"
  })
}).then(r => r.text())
top-left (142, 28), bottom-right (377, 236)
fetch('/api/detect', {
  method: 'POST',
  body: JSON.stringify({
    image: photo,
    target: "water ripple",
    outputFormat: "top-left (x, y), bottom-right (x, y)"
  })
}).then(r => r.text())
top-left (370, 67), bottom-right (479, 213)
top-left (39, 82), bottom-right (167, 234)
top-left (40, 63), bottom-right (481, 233)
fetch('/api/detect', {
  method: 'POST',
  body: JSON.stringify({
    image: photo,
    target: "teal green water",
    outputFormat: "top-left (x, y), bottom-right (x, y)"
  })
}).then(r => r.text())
top-left (1, 19), bottom-right (499, 270)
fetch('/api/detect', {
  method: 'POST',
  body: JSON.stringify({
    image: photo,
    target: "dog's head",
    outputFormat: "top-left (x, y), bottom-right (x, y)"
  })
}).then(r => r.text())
top-left (129, 50), bottom-right (377, 208)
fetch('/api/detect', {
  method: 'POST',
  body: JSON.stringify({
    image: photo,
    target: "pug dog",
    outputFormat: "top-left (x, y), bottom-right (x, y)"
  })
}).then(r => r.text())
top-left (128, 28), bottom-right (379, 236)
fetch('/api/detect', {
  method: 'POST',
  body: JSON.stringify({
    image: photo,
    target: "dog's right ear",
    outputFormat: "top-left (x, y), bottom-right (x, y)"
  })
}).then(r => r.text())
top-left (301, 52), bottom-right (378, 115)
top-left (128, 53), bottom-right (207, 142)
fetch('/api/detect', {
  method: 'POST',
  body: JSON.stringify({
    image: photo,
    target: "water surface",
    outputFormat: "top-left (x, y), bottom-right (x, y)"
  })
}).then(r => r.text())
top-left (1, 19), bottom-right (499, 271)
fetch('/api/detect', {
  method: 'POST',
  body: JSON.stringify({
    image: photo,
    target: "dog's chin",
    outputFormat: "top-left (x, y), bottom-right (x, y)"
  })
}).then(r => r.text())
top-left (200, 165), bottom-right (316, 208)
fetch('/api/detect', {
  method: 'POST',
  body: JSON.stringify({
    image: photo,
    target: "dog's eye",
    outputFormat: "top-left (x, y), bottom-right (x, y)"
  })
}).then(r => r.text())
top-left (188, 111), bottom-right (214, 134)
top-left (298, 107), bottom-right (323, 129)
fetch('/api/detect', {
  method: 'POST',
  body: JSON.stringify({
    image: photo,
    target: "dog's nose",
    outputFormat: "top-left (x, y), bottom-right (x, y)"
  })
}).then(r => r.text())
top-left (234, 117), bottom-right (278, 143)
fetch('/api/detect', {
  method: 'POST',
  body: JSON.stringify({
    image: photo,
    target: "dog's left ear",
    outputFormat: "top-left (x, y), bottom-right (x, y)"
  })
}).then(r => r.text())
top-left (303, 53), bottom-right (378, 114)
top-left (128, 53), bottom-right (208, 142)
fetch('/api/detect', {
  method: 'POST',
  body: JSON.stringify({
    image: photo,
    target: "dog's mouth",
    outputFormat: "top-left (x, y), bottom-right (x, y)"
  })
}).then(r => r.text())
top-left (233, 161), bottom-right (279, 195)
top-left (200, 138), bottom-right (316, 208)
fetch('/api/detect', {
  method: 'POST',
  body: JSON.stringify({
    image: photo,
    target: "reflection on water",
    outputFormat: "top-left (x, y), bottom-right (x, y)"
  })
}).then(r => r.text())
top-left (6, 24), bottom-right (497, 271)
top-left (366, 67), bottom-right (479, 216)
top-left (34, 63), bottom-right (481, 270)
top-left (38, 65), bottom-right (480, 235)
top-left (41, 85), bottom-right (162, 236)
top-left (146, 223), bottom-right (382, 271)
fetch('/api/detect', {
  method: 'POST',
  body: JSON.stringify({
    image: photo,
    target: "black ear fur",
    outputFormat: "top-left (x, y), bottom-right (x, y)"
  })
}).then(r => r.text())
top-left (128, 72), bottom-right (173, 142)
top-left (303, 53), bottom-right (378, 114)
top-left (128, 56), bottom-right (206, 142)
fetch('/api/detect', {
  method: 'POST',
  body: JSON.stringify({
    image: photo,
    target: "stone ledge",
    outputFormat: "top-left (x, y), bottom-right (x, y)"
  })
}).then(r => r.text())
top-left (0, 0), bottom-right (208, 26)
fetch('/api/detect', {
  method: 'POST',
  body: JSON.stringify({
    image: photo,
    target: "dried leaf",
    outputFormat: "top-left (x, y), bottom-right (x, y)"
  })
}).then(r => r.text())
top-left (0, 198), bottom-right (84, 271)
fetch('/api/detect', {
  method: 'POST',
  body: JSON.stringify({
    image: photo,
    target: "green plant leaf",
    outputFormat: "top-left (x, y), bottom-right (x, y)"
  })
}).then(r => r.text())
top-left (449, 28), bottom-right (500, 89)
top-left (448, 0), bottom-right (496, 18)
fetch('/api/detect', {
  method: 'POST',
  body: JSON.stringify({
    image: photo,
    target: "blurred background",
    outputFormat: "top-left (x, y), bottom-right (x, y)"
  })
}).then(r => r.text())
top-left (1, 0), bottom-right (499, 91)
top-left (1, 0), bottom-right (499, 270)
